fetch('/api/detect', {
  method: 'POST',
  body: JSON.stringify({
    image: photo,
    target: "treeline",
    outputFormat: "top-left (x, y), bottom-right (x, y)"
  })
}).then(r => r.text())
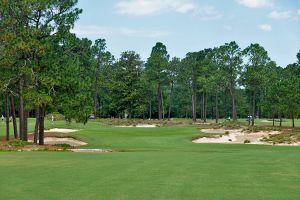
top-left (90, 41), bottom-right (300, 128)
top-left (0, 1), bottom-right (300, 144)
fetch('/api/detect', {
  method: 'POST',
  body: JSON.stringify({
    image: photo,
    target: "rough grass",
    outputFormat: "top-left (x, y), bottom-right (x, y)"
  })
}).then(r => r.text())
top-left (0, 119), bottom-right (300, 200)
top-left (262, 132), bottom-right (300, 144)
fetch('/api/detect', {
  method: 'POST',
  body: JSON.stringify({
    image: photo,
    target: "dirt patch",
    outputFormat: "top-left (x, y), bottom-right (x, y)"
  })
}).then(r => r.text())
top-left (193, 128), bottom-right (299, 145)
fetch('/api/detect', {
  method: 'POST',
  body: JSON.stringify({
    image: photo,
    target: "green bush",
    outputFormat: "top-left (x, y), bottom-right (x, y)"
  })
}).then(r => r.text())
top-left (8, 139), bottom-right (33, 147)
top-left (46, 112), bottom-right (65, 121)
top-left (53, 143), bottom-right (72, 148)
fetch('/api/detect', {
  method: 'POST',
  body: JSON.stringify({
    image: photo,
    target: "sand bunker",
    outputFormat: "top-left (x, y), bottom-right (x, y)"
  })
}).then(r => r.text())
top-left (31, 128), bottom-right (84, 146)
top-left (42, 137), bottom-right (87, 146)
top-left (45, 128), bottom-right (79, 133)
top-left (115, 124), bottom-right (156, 128)
top-left (70, 149), bottom-right (112, 153)
top-left (193, 129), bottom-right (281, 145)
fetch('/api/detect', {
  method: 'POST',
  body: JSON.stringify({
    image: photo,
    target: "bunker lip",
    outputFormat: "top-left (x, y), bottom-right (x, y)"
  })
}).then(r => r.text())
top-left (193, 128), bottom-right (300, 146)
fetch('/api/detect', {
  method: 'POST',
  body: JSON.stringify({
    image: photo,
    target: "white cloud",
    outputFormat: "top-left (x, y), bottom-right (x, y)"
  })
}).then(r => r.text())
top-left (115, 0), bottom-right (197, 16)
top-left (258, 24), bottom-right (272, 32)
top-left (193, 6), bottom-right (222, 20)
top-left (72, 25), bottom-right (170, 38)
top-left (298, 9), bottom-right (300, 15)
top-left (114, 0), bottom-right (221, 19)
top-left (269, 10), bottom-right (292, 20)
top-left (236, 0), bottom-right (273, 8)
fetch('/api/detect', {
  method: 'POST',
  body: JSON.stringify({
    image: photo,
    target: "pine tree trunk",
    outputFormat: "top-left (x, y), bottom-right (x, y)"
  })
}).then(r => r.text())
top-left (157, 84), bottom-right (162, 120)
top-left (34, 108), bottom-right (39, 144)
top-left (192, 82), bottom-right (197, 122)
top-left (23, 108), bottom-right (28, 141)
top-left (19, 79), bottom-right (24, 140)
top-left (161, 89), bottom-right (165, 120)
top-left (5, 94), bottom-right (10, 141)
top-left (230, 87), bottom-right (237, 121)
top-left (292, 114), bottom-right (295, 128)
top-left (279, 113), bottom-right (282, 127)
top-left (94, 76), bottom-right (100, 117)
top-left (10, 95), bottom-right (18, 138)
top-left (215, 93), bottom-right (219, 124)
top-left (251, 91), bottom-right (256, 126)
top-left (204, 92), bottom-right (208, 122)
top-left (224, 91), bottom-right (228, 119)
top-left (38, 105), bottom-right (45, 145)
top-left (199, 92), bottom-right (202, 120)
top-left (272, 114), bottom-right (275, 127)
top-left (192, 94), bottom-right (195, 122)
top-left (168, 82), bottom-right (174, 121)
top-left (201, 91), bottom-right (205, 121)
top-left (248, 98), bottom-right (251, 126)
top-left (149, 99), bottom-right (152, 119)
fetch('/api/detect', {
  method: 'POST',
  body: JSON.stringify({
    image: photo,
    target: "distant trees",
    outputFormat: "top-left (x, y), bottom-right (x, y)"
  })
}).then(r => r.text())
top-left (110, 51), bottom-right (144, 118)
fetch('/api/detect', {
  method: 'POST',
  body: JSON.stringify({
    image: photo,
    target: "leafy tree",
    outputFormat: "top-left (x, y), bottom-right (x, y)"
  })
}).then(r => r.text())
top-left (146, 42), bottom-right (169, 120)
top-left (181, 52), bottom-right (200, 122)
top-left (242, 43), bottom-right (271, 126)
top-left (91, 39), bottom-right (114, 117)
top-left (110, 51), bottom-right (144, 118)
top-left (166, 57), bottom-right (180, 120)
top-left (208, 47), bottom-right (226, 123)
top-left (218, 42), bottom-right (242, 121)
top-left (281, 64), bottom-right (300, 127)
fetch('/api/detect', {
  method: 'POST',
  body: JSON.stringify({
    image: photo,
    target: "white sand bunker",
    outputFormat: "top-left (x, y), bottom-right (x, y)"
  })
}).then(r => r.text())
top-left (193, 129), bottom-right (280, 145)
top-left (115, 124), bottom-right (156, 128)
top-left (45, 128), bottom-right (79, 133)
top-left (36, 137), bottom-right (87, 146)
top-left (70, 149), bottom-right (112, 153)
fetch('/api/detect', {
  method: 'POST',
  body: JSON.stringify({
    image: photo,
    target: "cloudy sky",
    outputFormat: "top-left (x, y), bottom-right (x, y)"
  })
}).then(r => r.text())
top-left (73, 0), bottom-right (300, 67)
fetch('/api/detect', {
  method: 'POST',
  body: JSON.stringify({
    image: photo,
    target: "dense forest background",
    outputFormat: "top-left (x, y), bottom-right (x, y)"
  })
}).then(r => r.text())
top-left (0, 0), bottom-right (299, 143)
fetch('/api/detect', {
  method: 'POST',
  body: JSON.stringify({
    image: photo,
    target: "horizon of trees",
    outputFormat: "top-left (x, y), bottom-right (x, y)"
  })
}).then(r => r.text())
top-left (1, 0), bottom-right (300, 145)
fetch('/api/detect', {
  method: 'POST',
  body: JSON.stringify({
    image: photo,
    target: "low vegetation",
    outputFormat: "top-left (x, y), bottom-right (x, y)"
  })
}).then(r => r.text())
top-left (261, 132), bottom-right (300, 144)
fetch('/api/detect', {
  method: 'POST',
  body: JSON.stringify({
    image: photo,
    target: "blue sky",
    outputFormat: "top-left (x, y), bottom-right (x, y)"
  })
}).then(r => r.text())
top-left (73, 0), bottom-right (300, 67)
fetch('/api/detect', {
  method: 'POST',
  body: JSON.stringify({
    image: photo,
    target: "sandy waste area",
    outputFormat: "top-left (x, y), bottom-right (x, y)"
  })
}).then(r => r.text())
top-left (193, 128), bottom-right (300, 146)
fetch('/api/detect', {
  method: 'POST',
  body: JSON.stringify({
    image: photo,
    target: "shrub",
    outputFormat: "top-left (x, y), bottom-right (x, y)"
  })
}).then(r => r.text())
top-left (8, 139), bottom-right (33, 147)
top-left (53, 143), bottom-right (72, 148)
top-left (244, 139), bottom-right (251, 144)
top-left (46, 112), bottom-right (65, 121)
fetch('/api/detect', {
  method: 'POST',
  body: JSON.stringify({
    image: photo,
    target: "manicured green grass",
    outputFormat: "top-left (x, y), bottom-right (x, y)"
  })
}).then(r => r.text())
top-left (1, 119), bottom-right (300, 200)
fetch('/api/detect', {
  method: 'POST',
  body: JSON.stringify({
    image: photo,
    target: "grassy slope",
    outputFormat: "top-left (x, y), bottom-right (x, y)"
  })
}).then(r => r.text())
top-left (0, 119), bottom-right (300, 200)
